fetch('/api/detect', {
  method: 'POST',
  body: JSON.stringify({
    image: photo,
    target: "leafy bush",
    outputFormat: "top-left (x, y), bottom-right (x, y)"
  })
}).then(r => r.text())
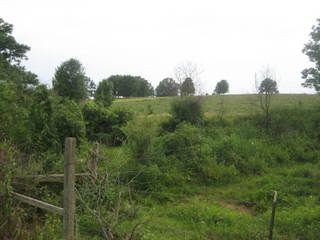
top-left (29, 85), bottom-right (60, 152)
top-left (82, 101), bottom-right (117, 143)
top-left (82, 102), bottom-right (132, 145)
top-left (212, 135), bottom-right (268, 175)
top-left (163, 97), bottom-right (203, 131)
top-left (125, 121), bottom-right (241, 189)
top-left (0, 82), bottom-right (32, 151)
top-left (124, 117), bottom-right (160, 165)
top-left (161, 123), bottom-right (212, 179)
top-left (200, 162), bottom-right (239, 185)
top-left (52, 99), bottom-right (85, 148)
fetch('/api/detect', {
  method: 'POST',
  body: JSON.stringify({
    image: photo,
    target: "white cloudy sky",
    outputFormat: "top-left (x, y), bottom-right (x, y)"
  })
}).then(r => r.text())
top-left (1, 0), bottom-right (319, 94)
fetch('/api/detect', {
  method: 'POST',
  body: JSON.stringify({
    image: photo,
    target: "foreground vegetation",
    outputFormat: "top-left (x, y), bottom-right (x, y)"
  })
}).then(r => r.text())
top-left (2, 94), bottom-right (320, 239)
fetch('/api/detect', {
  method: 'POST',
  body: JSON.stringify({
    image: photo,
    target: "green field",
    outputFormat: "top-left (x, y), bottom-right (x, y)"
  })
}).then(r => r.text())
top-left (112, 94), bottom-right (319, 117)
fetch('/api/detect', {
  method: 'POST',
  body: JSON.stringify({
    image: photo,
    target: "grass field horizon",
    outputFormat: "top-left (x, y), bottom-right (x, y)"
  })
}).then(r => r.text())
top-left (112, 94), bottom-right (320, 117)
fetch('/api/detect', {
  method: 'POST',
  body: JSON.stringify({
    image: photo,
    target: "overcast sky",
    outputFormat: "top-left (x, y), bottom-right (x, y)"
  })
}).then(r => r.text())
top-left (1, 0), bottom-right (320, 94)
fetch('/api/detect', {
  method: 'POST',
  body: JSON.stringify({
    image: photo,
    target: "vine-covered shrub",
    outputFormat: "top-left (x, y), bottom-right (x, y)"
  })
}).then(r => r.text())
top-left (29, 85), bottom-right (60, 152)
top-left (52, 99), bottom-right (86, 149)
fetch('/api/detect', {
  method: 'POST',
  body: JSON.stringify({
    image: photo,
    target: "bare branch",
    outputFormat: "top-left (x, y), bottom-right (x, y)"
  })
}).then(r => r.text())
top-left (174, 61), bottom-right (203, 95)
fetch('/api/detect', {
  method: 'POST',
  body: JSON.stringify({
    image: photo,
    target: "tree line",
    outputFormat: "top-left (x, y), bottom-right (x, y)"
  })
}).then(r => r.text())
top-left (52, 58), bottom-right (282, 103)
top-left (52, 58), bottom-right (155, 106)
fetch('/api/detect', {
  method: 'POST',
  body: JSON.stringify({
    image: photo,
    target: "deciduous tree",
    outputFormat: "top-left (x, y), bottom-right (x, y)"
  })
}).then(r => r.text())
top-left (95, 79), bottom-right (113, 107)
top-left (174, 61), bottom-right (202, 95)
top-left (52, 58), bottom-right (93, 102)
top-left (0, 18), bottom-right (30, 64)
top-left (0, 18), bottom-right (38, 100)
top-left (107, 75), bottom-right (153, 97)
top-left (156, 78), bottom-right (179, 96)
top-left (258, 74), bottom-right (279, 129)
top-left (214, 80), bottom-right (229, 94)
top-left (180, 77), bottom-right (195, 96)
top-left (302, 18), bottom-right (320, 91)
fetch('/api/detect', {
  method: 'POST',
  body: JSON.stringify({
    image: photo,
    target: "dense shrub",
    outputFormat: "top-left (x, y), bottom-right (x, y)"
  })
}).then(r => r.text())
top-left (125, 121), bottom-right (241, 189)
top-left (211, 135), bottom-right (268, 175)
top-left (82, 102), bottom-right (132, 145)
top-left (269, 107), bottom-right (315, 136)
top-left (29, 85), bottom-right (60, 152)
top-left (0, 82), bottom-right (32, 151)
top-left (52, 99), bottom-right (85, 148)
top-left (83, 102), bottom-right (116, 143)
top-left (124, 117), bottom-right (160, 165)
top-left (162, 97), bottom-right (203, 131)
top-left (161, 123), bottom-right (212, 178)
top-left (124, 117), bottom-right (179, 190)
top-left (171, 97), bottom-right (203, 124)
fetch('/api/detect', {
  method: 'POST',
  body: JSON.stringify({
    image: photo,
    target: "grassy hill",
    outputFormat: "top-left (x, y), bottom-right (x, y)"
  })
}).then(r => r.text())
top-left (112, 94), bottom-right (320, 117)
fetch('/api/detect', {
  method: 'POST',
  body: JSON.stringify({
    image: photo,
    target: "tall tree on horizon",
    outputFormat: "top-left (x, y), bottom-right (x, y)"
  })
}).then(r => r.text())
top-left (156, 78), bottom-right (179, 97)
top-left (258, 75), bottom-right (279, 129)
top-left (95, 79), bottom-right (113, 107)
top-left (302, 18), bottom-right (320, 91)
top-left (214, 80), bottom-right (229, 95)
top-left (174, 61), bottom-right (202, 95)
top-left (52, 58), bottom-right (94, 102)
top-left (107, 75), bottom-right (153, 97)
top-left (180, 77), bottom-right (195, 96)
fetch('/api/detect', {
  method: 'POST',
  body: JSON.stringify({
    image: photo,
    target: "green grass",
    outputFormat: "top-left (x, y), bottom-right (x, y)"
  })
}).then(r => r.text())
top-left (112, 94), bottom-right (320, 117)
top-left (114, 162), bottom-right (320, 240)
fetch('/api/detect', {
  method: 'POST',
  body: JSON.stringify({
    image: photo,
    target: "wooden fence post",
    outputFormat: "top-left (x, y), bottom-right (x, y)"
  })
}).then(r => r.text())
top-left (268, 191), bottom-right (278, 240)
top-left (63, 137), bottom-right (76, 240)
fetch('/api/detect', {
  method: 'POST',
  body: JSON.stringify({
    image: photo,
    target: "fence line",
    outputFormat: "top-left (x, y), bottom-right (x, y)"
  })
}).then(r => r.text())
top-left (11, 191), bottom-right (64, 215)
top-left (11, 137), bottom-right (77, 240)
top-left (14, 173), bottom-right (89, 183)
top-left (268, 191), bottom-right (278, 240)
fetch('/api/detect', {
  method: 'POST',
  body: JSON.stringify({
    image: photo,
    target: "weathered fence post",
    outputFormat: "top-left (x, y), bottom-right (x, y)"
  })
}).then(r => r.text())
top-left (63, 137), bottom-right (76, 240)
top-left (268, 191), bottom-right (278, 240)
